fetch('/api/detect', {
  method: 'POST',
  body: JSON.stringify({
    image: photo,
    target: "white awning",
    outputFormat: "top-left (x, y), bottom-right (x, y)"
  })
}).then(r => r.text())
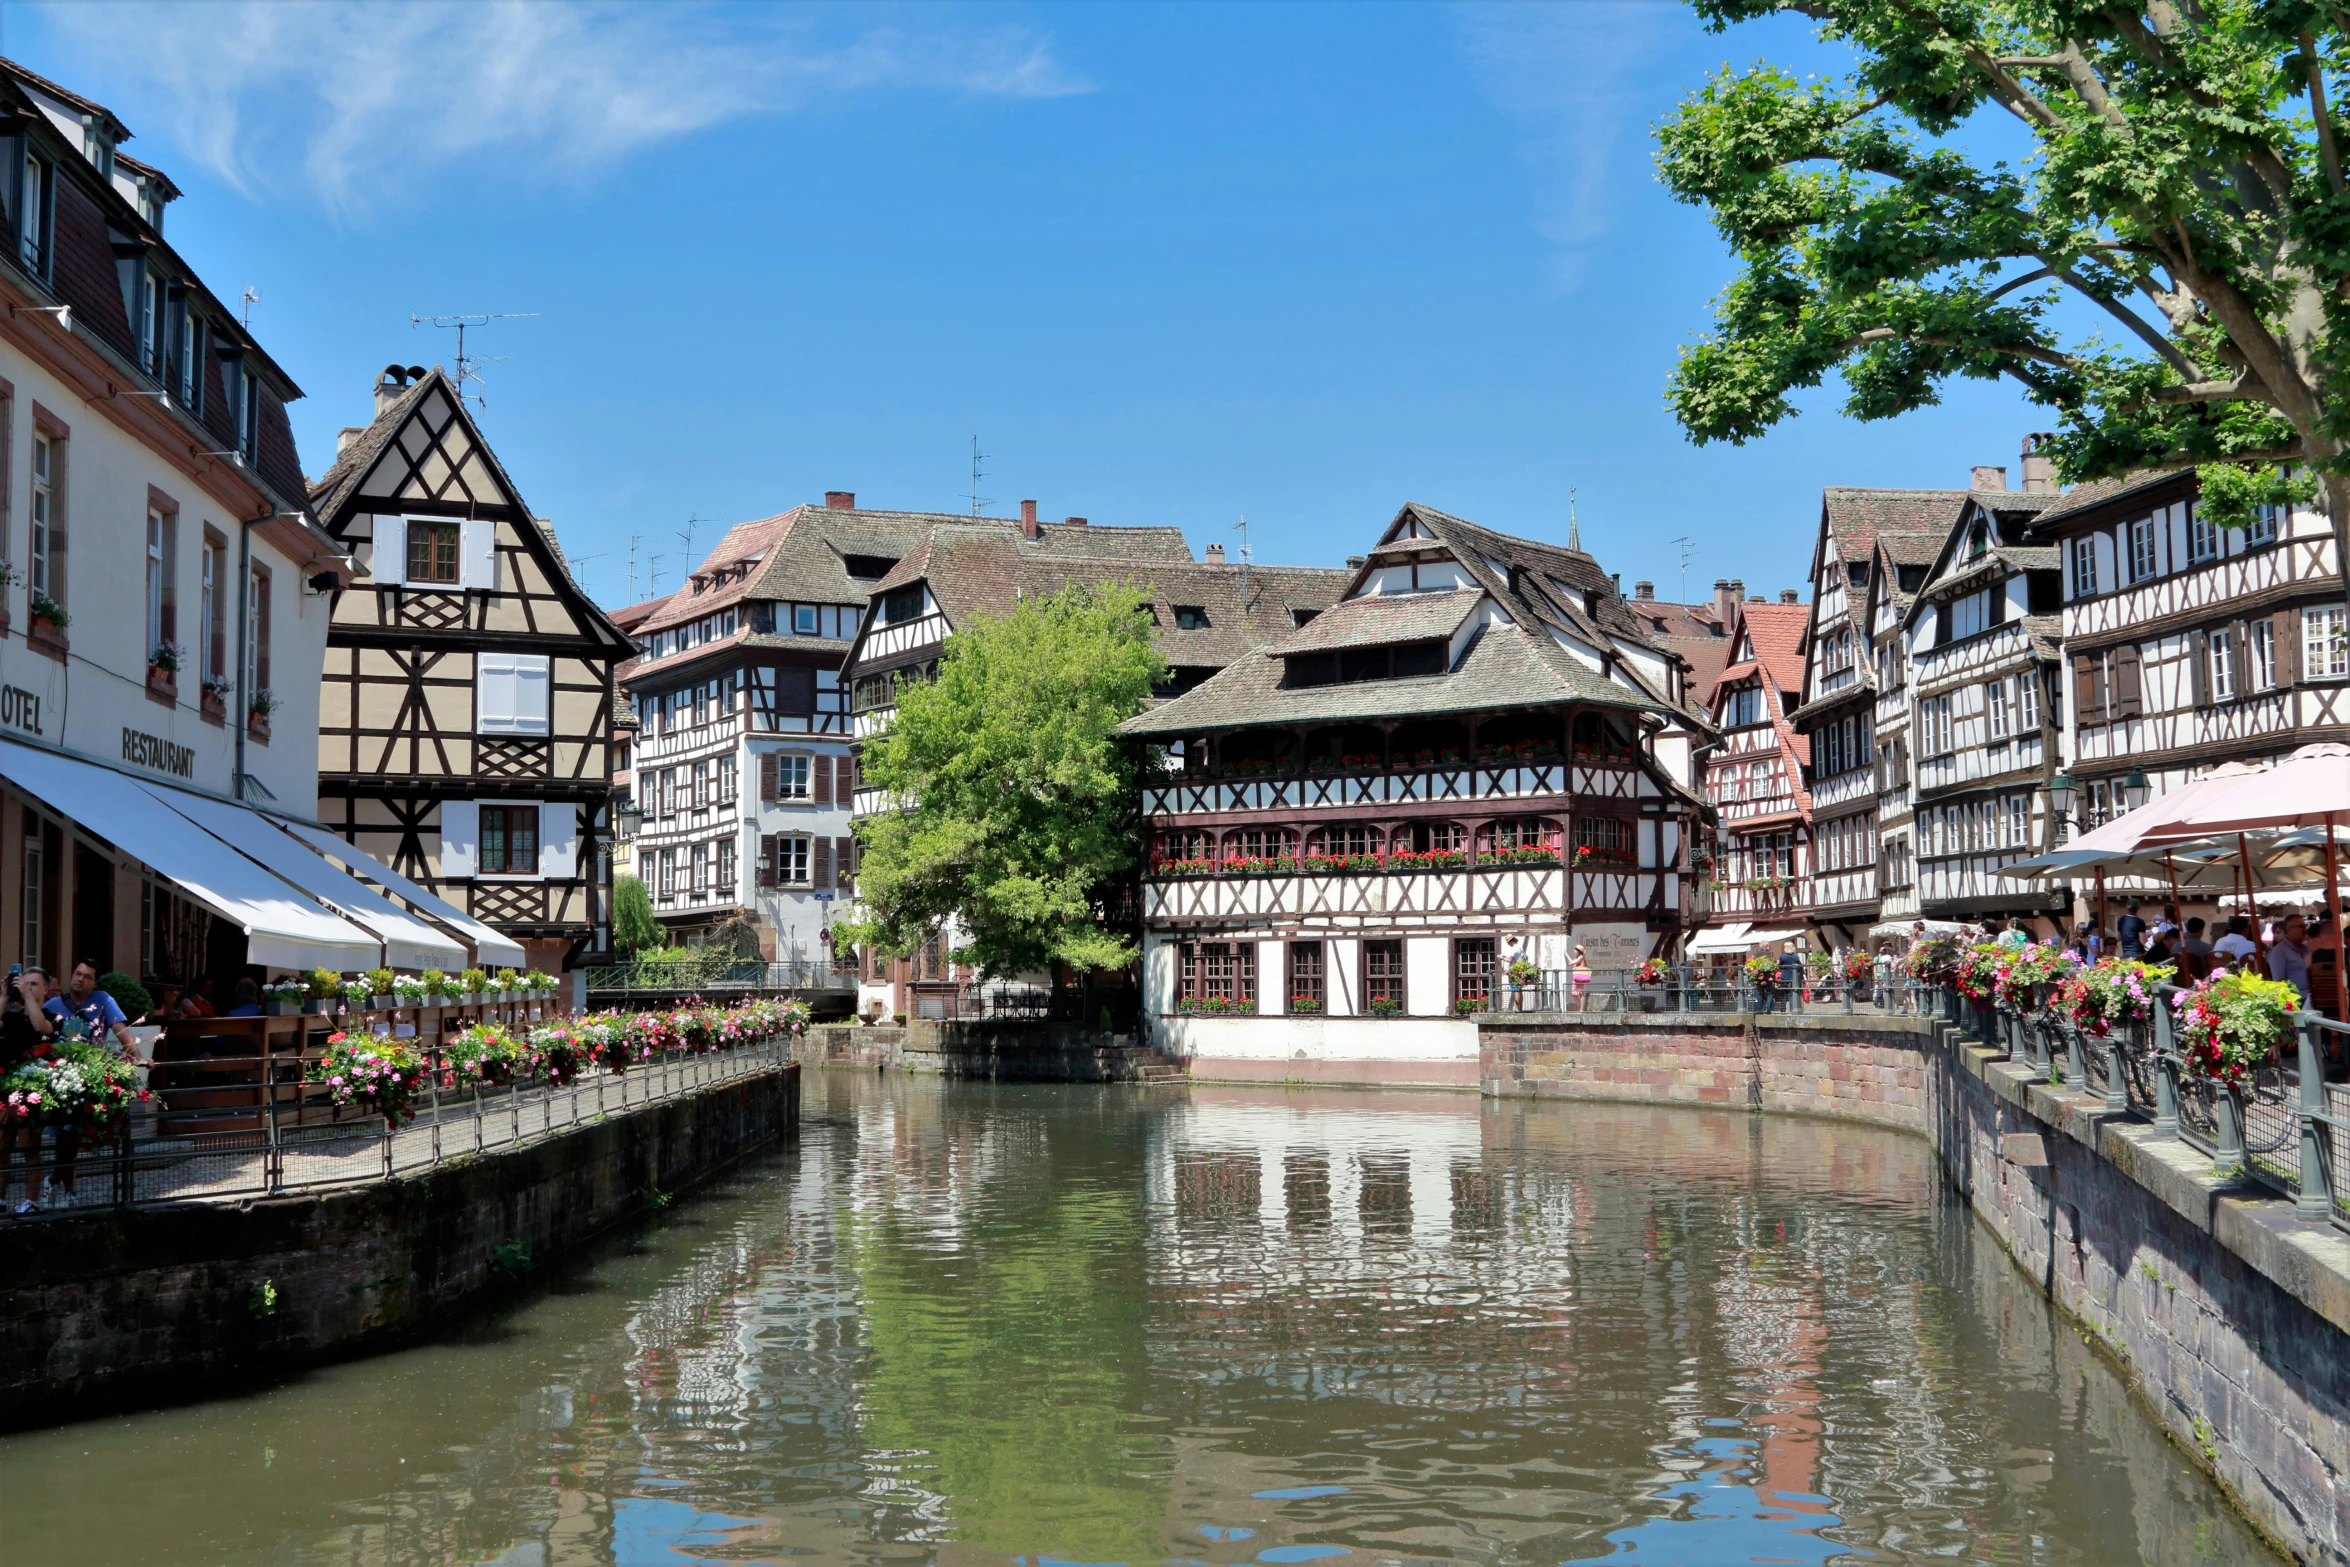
top-left (144, 786), bottom-right (467, 972)
top-left (1870, 918), bottom-right (1973, 938)
top-left (1687, 923), bottom-right (1752, 955)
top-left (0, 742), bottom-right (381, 972)
top-left (275, 819), bottom-right (529, 969)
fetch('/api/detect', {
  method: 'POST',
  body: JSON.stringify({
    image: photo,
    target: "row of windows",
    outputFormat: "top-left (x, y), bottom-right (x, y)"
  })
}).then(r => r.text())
top-left (1177, 937), bottom-right (1494, 1013)
top-left (1817, 813), bottom-right (1875, 873)
top-left (640, 607), bottom-right (740, 663)
top-left (643, 757), bottom-right (740, 819)
top-left (1917, 795), bottom-right (2033, 857)
top-left (1154, 816), bottom-right (1586, 866)
top-left (1711, 758), bottom-right (1787, 803)
top-left (647, 834), bottom-right (859, 897)
top-left (1817, 711), bottom-right (1871, 777)
top-left (2072, 502), bottom-right (2279, 598)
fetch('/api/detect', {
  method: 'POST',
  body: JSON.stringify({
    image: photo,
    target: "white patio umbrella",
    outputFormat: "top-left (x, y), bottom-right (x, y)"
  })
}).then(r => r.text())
top-left (2136, 745), bottom-right (2350, 926)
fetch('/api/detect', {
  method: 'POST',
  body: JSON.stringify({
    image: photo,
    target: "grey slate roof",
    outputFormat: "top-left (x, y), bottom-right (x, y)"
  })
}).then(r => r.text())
top-left (1271, 587), bottom-right (1481, 655)
top-left (2023, 470), bottom-right (2192, 533)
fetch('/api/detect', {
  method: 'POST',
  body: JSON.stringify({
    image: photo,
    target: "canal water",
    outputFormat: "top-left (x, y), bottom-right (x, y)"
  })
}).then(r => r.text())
top-left (6, 1075), bottom-right (2276, 1565)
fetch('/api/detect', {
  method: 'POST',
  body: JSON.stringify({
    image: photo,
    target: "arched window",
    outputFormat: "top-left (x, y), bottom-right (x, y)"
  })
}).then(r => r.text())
top-left (1477, 817), bottom-right (1562, 863)
top-left (1155, 829), bottom-right (1215, 872)
top-left (1389, 820), bottom-right (1465, 869)
top-left (1572, 816), bottom-right (1637, 868)
top-left (1304, 822), bottom-right (1382, 865)
top-left (1225, 827), bottom-right (1296, 867)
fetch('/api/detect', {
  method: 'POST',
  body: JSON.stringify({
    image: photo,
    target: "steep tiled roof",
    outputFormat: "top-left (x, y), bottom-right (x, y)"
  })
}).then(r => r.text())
top-left (308, 375), bottom-right (433, 524)
top-left (1272, 588), bottom-right (1482, 655)
top-left (1732, 601), bottom-right (1810, 695)
top-left (2024, 470), bottom-right (2188, 532)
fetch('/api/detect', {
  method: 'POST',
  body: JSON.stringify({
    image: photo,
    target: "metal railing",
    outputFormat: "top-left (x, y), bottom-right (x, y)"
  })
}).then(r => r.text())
top-left (1, 1018), bottom-right (795, 1219)
top-left (1508, 964), bottom-right (1931, 1017)
top-left (584, 958), bottom-right (854, 996)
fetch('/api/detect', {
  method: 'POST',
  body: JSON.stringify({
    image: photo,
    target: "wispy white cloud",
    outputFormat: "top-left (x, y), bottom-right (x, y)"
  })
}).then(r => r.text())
top-left (31, 1), bottom-right (1088, 215)
top-left (1453, 1), bottom-right (1679, 294)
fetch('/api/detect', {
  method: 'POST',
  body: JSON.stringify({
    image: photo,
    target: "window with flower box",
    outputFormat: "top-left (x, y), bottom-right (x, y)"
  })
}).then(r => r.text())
top-left (1571, 816), bottom-right (1635, 869)
top-left (1452, 937), bottom-right (1495, 1012)
top-left (1178, 941), bottom-right (1256, 1013)
top-left (1363, 940), bottom-right (1405, 1014)
top-left (1303, 822), bottom-right (1382, 870)
top-left (1226, 827), bottom-right (1296, 871)
top-left (1388, 820), bottom-right (1465, 870)
top-left (1287, 941), bottom-right (1324, 1014)
top-left (1477, 816), bottom-right (1562, 865)
top-left (1155, 829), bottom-right (1216, 874)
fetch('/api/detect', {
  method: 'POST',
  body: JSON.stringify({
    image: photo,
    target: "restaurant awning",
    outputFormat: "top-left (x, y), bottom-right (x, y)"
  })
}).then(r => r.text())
top-left (275, 819), bottom-right (529, 969)
top-left (149, 786), bottom-right (467, 972)
top-left (0, 741), bottom-right (382, 972)
top-left (1687, 923), bottom-right (1807, 955)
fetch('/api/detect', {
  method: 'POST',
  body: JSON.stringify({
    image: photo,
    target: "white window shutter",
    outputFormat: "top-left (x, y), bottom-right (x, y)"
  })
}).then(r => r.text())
top-left (439, 800), bottom-right (478, 877)
top-left (476, 654), bottom-right (517, 734)
top-left (376, 515), bottom-right (406, 586)
top-left (514, 654), bottom-right (551, 735)
top-left (539, 801), bottom-right (578, 878)
top-left (461, 518), bottom-right (496, 591)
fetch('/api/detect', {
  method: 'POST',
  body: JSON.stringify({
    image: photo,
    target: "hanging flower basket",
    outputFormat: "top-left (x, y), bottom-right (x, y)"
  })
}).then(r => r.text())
top-left (307, 1032), bottom-right (428, 1125)
top-left (1992, 942), bottom-right (2076, 1014)
top-left (2173, 972), bottom-right (2301, 1085)
top-left (2059, 957), bottom-right (2174, 1036)
top-left (1904, 934), bottom-right (1963, 985)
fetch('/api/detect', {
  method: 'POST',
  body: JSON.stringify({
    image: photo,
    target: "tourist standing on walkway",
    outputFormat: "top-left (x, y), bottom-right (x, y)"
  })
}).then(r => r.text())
top-left (2118, 899), bottom-right (2147, 960)
top-left (0, 966), bottom-right (56, 1214)
top-left (2269, 915), bottom-right (2314, 1006)
top-left (2000, 918), bottom-right (2029, 950)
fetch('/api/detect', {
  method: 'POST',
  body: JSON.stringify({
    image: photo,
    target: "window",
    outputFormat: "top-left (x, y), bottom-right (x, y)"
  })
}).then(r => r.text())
top-left (1728, 686), bottom-right (1763, 727)
top-left (20, 810), bottom-right (41, 969)
top-left (883, 585), bottom-right (924, 624)
top-left (2211, 627), bottom-right (2237, 701)
top-left (2017, 668), bottom-right (2040, 731)
top-left (1919, 694), bottom-right (1954, 757)
top-left (200, 532), bottom-right (225, 691)
top-left (776, 836), bottom-right (810, 885)
top-left (2249, 502), bottom-right (2279, 546)
top-left (17, 154), bottom-right (47, 275)
top-left (2071, 537), bottom-right (2098, 597)
top-left (2191, 508), bottom-right (2219, 563)
top-left (176, 306), bottom-right (201, 410)
top-left (1572, 816), bottom-right (1635, 867)
top-left (1985, 678), bottom-right (2010, 741)
top-left (2128, 518), bottom-right (2159, 582)
top-left (1363, 940), bottom-right (1405, 1011)
top-left (793, 604), bottom-right (819, 635)
top-left (716, 837), bottom-right (737, 893)
top-left (246, 566), bottom-right (271, 704)
top-left (144, 506), bottom-right (177, 661)
top-left (1291, 608), bottom-right (1318, 628)
top-left (139, 272), bottom-right (161, 376)
top-left (479, 804), bottom-right (540, 875)
top-left (2306, 607), bottom-right (2350, 678)
top-left (407, 521), bottom-right (461, 585)
top-left (694, 760), bottom-right (711, 809)
top-left (1307, 822), bottom-right (1382, 860)
top-left (1453, 938), bottom-right (1496, 1009)
top-left (774, 754), bottom-right (811, 800)
top-left (476, 653), bottom-right (551, 735)
top-left (1173, 605), bottom-right (1210, 630)
top-left (1178, 941), bottom-right (1256, 1009)
top-left (1231, 826), bottom-right (1295, 862)
top-left (719, 756), bottom-right (738, 803)
top-left (657, 848), bottom-right (675, 896)
top-left (1287, 942), bottom-right (1324, 1013)
top-left (1284, 640), bottom-right (1446, 687)
top-left (691, 843), bottom-right (710, 892)
top-left (2251, 618), bottom-right (2277, 691)
top-left (29, 432), bottom-right (55, 599)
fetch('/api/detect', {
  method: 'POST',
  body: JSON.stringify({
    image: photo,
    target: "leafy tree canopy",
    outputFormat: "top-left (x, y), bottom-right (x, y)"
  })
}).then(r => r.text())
top-left (1657, 0), bottom-right (2350, 550)
top-left (831, 581), bottom-right (1166, 978)
top-left (611, 874), bottom-right (660, 956)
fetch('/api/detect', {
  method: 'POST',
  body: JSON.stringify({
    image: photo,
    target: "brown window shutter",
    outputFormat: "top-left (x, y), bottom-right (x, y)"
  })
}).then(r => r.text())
top-left (836, 836), bottom-right (856, 893)
top-left (844, 753), bottom-right (858, 796)
top-left (813, 836), bottom-right (833, 890)
top-left (813, 753), bottom-right (833, 807)
top-left (2275, 607), bottom-right (2301, 686)
top-left (760, 754), bottom-right (778, 802)
top-left (2113, 644), bottom-right (2143, 718)
top-left (2191, 630), bottom-right (2211, 707)
top-left (758, 834), bottom-right (778, 887)
top-left (2071, 654), bottom-right (2100, 722)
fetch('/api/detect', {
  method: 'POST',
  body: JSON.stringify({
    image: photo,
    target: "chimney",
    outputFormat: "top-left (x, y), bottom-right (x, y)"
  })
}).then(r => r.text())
top-left (825, 491), bottom-right (856, 510)
top-left (1064, 515), bottom-right (1088, 527)
top-left (1634, 580), bottom-right (1655, 600)
top-left (1748, 593), bottom-right (1768, 603)
top-left (373, 364), bottom-right (409, 417)
top-left (2021, 432), bottom-right (2057, 493)
top-left (336, 426), bottom-right (364, 456)
top-left (1019, 498), bottom-right (1039, 536)
top-left (1779, 588), bottom-right (1799, 604)
top-left (1205, 543), bottom-right (1226, 563)
top-left (1713, 577), bottom-right (1735, 621)
top-left (1971, 465), bottom-right (2009, 491)
top-left (1347, 555), bottom-right (1366, 569)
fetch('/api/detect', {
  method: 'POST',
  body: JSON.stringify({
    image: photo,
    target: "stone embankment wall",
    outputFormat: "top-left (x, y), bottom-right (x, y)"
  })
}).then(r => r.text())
top-left (1483, 1012), bottom-right (2350, 1566)
top-left (799, 1021), bottom-right (1161, 1081)
top-left (0, 1064), bottom-right (799, 1430)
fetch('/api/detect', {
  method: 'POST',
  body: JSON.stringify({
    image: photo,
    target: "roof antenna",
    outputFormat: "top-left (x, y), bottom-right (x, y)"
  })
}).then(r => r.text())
top-left (626, 534), bottom-right (640, 603)
top-left (678, 513), bottom-right (706, 572)
top-left (240, 287), bottom-right (259, 328)
top-left (968, 435), bottom-right (992, 517)
top-left (1567, 488), bottom-right (1583, 554)
top-left (1672, 534), bottom-right (1695, 605)
top-left (409, 312), bottom-right (540, 409)
top-left (1233, 514), bottom-right (1253, 610)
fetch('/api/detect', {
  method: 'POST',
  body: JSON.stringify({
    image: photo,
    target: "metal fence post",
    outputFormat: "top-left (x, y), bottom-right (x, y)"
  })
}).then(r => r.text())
top-left (2153, 990), bottom-right (2181, 1136)
top-left (2214, 1085), bottom-right (2247, 1173)
top-left (2103, 1024), bottom-right (2128, 1112)
top-left (2064, 1019), bottom-right (2087, 1089)
top-left (2298, 1015), bottom-right (2334, 1220)
top-left (264, 1030), bottom-right (284, 1197)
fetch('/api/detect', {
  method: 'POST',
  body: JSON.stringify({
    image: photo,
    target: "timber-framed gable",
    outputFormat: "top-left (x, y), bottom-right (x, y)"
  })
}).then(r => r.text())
top-left (309, 366), bottom-right (632, 975)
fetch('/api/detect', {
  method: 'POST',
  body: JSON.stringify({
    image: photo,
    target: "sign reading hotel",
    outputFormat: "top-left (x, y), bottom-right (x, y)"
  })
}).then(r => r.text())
top-left (0, 685), bottom-right (41, 737)
top-left (122, 728), bottom-right (195, 779)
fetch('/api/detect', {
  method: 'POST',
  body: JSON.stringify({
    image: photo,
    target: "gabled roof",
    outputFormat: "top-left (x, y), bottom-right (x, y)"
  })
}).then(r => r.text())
top-left (1272, 587), bottom-right (1482, 655)
top-left (1724, 601), bottom-right (1809, 697)
top-left (2023, 469), bottom-right (2192, 534)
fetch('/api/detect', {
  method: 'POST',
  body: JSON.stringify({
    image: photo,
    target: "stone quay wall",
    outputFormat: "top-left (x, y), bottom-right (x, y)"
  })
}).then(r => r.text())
top-left (0, 1064), bottom-right (799, 1430)
top-left (799, 1021), bottom-right (1161, 1081)
top-left (1482, 1011), bottom-right (2350, 1565)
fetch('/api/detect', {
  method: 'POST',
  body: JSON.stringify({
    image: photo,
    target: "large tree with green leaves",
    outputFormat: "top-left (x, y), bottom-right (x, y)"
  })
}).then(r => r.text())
top-left (1658, 0), bottom-right (2350, 594)
top-left (831, 581), bottom-right (1166, 978)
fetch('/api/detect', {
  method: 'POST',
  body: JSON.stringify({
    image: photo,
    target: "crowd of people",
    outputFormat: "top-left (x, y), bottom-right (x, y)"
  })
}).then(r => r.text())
top-left (0, 959), bottom-right (144, 1214)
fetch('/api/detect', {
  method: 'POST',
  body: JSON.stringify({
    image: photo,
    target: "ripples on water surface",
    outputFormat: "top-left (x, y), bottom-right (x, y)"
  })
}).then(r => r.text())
top-left (4, 1075), bottom-right (2275, 1565)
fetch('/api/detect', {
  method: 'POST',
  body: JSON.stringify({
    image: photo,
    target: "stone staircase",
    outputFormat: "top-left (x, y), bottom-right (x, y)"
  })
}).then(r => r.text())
top-left (1129, 1046), bottom-right (1188, 1084)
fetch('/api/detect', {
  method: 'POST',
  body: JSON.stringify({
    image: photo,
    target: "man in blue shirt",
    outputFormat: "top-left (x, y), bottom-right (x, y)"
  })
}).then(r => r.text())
top-left (2117, 899), bottom-right (2147, 960)
top-left (46, 959), bottom-right (136, 1052)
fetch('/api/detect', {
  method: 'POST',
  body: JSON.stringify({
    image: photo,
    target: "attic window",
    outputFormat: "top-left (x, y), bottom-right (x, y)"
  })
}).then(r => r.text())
top-left (1584, 590), bottom-right (1602, 619)
top-left (843, 555), bottom-right (897, 580)
top-left (1290, 607), bottom-right (1319, 628)
top-left (1173, 605), bottom-right (1210, 630)
top-left (1967, 523), bottom-right (1989, 559)
top-left (794, 605), bottom-right (819, 635)
top-left (1285, 639), bottom-right (1447, 688)
top-left (882, 585), bottom-right (923, 625)
top-left (1899, 565), bottom-right (1928, 591)
top-left (1737, 636), bottom-right (1753, 661)
top-left (1846, 560), bottom-right (1868, 587)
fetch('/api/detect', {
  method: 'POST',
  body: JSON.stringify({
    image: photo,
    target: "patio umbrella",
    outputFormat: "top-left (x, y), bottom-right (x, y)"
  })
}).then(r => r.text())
top-left (2053, 760), bottom-right (2276, 855)
top-left (2137, 745), bottom-right (2350, 932)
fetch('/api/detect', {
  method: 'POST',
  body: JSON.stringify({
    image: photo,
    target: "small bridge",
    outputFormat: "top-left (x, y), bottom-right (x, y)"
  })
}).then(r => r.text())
top-left (584, 958), bottom-right (857, 1010)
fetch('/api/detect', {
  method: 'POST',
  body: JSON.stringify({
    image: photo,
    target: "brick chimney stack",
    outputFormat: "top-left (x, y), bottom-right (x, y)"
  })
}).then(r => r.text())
top-left (2020, 432), bottom-right (2057, 493)
top-left (1779, 588), bottom-right (1799, 603)
top-left (1064, 515), bottom-right (1088, 527)
top-left (1205, 543), bottom-right (1225, 562)
top-left (1971, 465), bottom-right (2009, 491)
top-left (1713, 577), bottom-right (1735, 622)
top-left (825, 491), bottom-right (855, 510)
top-left (1020, 499), bottom-right (1039, 539)
top-left (1634, 580), bottom-right (1655, 600)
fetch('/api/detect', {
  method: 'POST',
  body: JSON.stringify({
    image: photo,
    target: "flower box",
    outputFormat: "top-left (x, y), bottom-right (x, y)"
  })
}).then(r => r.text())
top-left (369, 994), bottom-right (397, 1013)
top-left (247, 711), bottom-right (271, 744)
top-left (145, 665), bottom-right (177, 703)
top-left (199, 689), bottom-right (227, 725)
top-left (27, 613), bottom-right (65, 658)
top-left (1288, 996), bottom-right (1324, 1014)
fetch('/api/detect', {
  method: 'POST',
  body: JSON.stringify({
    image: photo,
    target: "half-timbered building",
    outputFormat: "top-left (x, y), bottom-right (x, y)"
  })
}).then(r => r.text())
top-left (2028, 469), bottom-right (2346, 841)
top-left (1900, 482), bottom-right (2068, 929)
top-left (1864, 522), bottom-right (1951, 933)
top-left (840, 519), bottom-right (1348, 1020)
top-left (1692, 594), bottom-right (1812, 959)
top-left (1120, 502), bottom-right (1708, 1086)
top-left (309, 366), bottom-right (634, 981)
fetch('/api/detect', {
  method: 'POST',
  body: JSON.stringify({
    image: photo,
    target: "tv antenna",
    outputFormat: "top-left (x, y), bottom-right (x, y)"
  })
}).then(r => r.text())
top-left (1671, 535), bottom-right (1695, 604)
top-left (677, 513), bottom-right (707, 571)
top-left (240, 287), bottom-right (259, 327)
top-left (968, 435), bottom-right (992, 517)
top-left (410, 312), bottom-right (539, 409)
top-left (1233, 514), bottom-right (1253, 608)
top-left (647, 551), bottom-right (665, 598)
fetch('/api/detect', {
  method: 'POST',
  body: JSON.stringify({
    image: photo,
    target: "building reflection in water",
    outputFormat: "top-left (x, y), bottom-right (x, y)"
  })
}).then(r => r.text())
top-left (0, 1073), bottom-right (2276, 1567)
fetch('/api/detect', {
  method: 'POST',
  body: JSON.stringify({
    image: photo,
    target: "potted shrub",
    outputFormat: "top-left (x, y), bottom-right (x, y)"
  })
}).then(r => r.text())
top-left (248, 687), bottom-right (278, 741)
top-left (366, 967), bottom-right (398, 1011)
top-left (28, 592), bottom-right (67, 649)
top-left (200, 672), bottom-right (232, 723)
top-left (341, 977), bottom-right (375, 1013)
top-left (495, 967), bottom-right (522, 1001)
top-left (305, 967), bottom-right (343, 1015)
top-left (263, 977), bottom-right (308, 1016)
top-left (307, 1031), bottom-right (428, 1124)
top-left (393, 974), bottom-right (430, 1007)
top-left (459, 967), bottom-right (488, 1005)
top-left (145, 640), bottom-right (182, 699)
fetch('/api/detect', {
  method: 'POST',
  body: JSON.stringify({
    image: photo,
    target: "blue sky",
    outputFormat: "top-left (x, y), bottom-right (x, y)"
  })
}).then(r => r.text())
top-left (15, 0), bottom-right (2045, 610)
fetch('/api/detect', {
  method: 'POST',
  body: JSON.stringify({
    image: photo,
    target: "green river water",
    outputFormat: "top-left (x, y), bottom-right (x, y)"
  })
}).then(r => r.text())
top-left (2, 1073), bottom-right (2278, 1565)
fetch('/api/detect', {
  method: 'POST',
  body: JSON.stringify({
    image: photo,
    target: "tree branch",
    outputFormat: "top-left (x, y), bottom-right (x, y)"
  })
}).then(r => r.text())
top-left (2041, 260), bottom-right (2200, 375)
top-left (1983, 266), bottom-right (2056, 300)
top-left (2144, 374), bottom-right (2265, 404)
top-left (2307, 29), bottom-right (2346, 196)
top-left (1843, 326), bottom-right (2090, 372)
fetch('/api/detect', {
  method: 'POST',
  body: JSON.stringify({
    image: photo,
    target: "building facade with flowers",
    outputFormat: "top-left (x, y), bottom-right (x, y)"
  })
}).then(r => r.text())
top-left (1119, 503), bottom-right (1709, 1085)
top-left (1689, 592), bottom-right (1813, 965)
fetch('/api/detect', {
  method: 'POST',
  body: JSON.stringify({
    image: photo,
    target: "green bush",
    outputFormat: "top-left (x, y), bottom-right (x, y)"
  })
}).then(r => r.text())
top-left (460, 967), bottom-right (488, 995)
top-left (612, 874), bottom-right (659, 955)
top-left (366, 967), bottom-right (397, 997)
top-left (98, 971), bottom-right (153, 1021)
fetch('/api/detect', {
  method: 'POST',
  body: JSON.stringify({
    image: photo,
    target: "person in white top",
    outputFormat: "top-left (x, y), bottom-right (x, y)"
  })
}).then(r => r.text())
top-left (2213, 914), bottom-right (2262, 964)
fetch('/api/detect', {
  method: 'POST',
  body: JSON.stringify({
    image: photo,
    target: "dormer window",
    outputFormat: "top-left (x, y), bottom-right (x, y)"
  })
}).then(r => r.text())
top-left (83, 121), bottom-right (113, 179)
top-left (1173, 605), bottom-right (1209, 630)
top-left (1285, 639), bottom-right (1446, 688)
top-left (793, 605), bottom-right (819, 635)
top-left (1967, 522), bottom-right (1989, 559)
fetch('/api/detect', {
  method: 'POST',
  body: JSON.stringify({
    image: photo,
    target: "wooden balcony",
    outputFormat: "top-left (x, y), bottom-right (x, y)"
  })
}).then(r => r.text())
top-left (1144, 756), bottom-right (1638, 819)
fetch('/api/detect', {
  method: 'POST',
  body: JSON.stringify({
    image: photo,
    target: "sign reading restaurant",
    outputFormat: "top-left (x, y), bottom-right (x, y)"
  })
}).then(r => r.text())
top-left (121, 728), bottom-right (195, 779)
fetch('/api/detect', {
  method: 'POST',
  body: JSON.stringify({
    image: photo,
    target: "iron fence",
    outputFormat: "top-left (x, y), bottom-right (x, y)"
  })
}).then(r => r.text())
top-left (2, 1025), bottom-right (794, 1219)
top-left (584, 959), bottom-right (854, 996)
